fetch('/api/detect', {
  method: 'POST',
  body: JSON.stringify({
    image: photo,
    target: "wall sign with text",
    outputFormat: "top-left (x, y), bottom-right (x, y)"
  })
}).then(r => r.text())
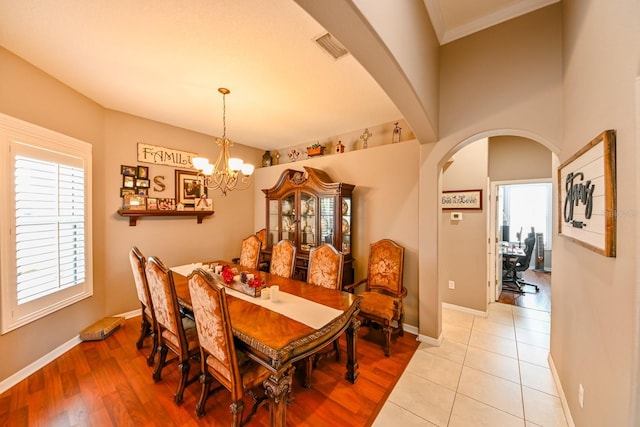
top-left (441, 189), bottom-right (483, 210)
top-left (558, 129), bottom-right (616, 257)
top-left (137, 142), bottom-right (197, 169)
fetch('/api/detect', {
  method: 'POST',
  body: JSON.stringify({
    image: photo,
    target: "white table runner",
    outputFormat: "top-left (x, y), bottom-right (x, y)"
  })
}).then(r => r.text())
top-left (170, 264), bottom-right (343, 329)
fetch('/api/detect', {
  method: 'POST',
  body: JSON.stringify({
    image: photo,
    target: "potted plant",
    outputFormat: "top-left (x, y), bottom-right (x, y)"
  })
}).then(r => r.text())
top-left (306, 142), bottom-right (326, 157)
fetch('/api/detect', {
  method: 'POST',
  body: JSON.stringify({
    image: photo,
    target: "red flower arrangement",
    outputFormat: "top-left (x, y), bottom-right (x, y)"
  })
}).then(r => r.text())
top-left (221, 265), bottom-right (234, 285)
top-left (248, 278), bottom-right (263, 288)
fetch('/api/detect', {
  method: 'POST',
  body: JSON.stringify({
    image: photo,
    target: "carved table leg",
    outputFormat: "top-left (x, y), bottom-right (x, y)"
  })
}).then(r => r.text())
top-left (345, 317), bottom-right (360, 383)
top-left (264, 372), bottom-right (292, 427)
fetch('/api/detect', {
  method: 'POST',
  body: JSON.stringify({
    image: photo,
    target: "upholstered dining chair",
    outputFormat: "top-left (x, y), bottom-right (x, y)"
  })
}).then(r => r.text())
top-left (269, 239), bottom-right (297, 279)
top-left (188, 269), bottom-right (271, 424)
top-left (344, 239), bottom-right (406, 357)
top-left (238, 234), bottom-right (262, 270)
top-left (303, 243), bottom-right (344, 387)
top-left (129, 246), bottom-right (157, 366)
top-left (145, 256), bottom-right (200, 405)
top-left (255, 228), bottom-right (270, 271)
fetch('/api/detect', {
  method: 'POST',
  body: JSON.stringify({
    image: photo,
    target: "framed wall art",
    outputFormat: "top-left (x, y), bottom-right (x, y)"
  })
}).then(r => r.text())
top-left (558, 129), bottom-right (616, 257)
top-left (441, 189), bottom-right (483, 210)
top-left (175, 169), bottom-right (205, 207)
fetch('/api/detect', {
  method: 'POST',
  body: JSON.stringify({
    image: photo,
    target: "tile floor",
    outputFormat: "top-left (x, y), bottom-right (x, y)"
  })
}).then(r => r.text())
top-left (374, 303), bottom-right (569, 427)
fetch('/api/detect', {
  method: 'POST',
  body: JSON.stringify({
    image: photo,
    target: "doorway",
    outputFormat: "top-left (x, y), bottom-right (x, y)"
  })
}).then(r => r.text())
top-left (489, 180), bottom-right (552, 311)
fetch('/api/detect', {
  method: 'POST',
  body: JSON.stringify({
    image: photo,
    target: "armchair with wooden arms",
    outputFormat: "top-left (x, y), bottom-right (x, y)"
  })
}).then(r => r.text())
top-left (344, 239), bottom-right (406, 357)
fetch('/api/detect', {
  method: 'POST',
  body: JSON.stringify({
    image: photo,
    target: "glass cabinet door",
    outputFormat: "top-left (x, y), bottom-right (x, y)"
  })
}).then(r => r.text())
top-left (341, 197), bottom-right (351, 254)
top-left (281, 193), bottom-right (296, 243)
top-left (267, 199), bottom-right (279, 246)
top-left (300, 192), bottom-right (317, 251)
top-left (320, 197), bottom-right (335, 248)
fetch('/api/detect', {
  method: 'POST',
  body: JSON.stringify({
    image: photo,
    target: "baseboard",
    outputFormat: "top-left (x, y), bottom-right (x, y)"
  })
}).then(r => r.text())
top-left (417, 331), bottom-right (443, 346)
top-left (548, 353), bottom-right (576, 427)
top-left (0, 309), bottom-right (141, 395)
top-left (442, 302), bottom-right (488, 318)
top-left (403, 323), bottom-right (418, 336)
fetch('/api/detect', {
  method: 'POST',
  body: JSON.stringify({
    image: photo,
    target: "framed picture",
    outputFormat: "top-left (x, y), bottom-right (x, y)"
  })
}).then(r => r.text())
top-left (136, 178), bottom-right (150, 188)
top-left (558, 129), bottom-right (616, 257)
top-left (441, 189), bottom-right (483, 210)
top-left (123, 195), bottom-right (146, 211)
top-left (121, 165), bottom-right (137, 176)
top-left (120, 188), bottom-right (135, 197)
top-left (175, 169), bottom-right (205, 206)
top-left (137, 165), bottom-right (149, 179)
top-left (123, 175), bottom-right (135, 188)
top-left (146, 197), bottom-right (158, 210)
top-left (157, 198), bottom-right (176, 211)
top-left (136, 187), bottom-right (148, 196)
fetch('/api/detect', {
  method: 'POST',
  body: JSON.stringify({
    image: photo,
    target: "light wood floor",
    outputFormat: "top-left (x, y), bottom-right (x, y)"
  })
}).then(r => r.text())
top-left (0, 317), bottom-right (418, 426)
top-left (499, 269), bottom-right (552, 312)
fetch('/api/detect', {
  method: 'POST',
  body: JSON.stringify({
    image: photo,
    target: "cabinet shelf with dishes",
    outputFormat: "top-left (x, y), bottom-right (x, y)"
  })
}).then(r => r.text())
top-left (262, 166), bottom-right (354, 288)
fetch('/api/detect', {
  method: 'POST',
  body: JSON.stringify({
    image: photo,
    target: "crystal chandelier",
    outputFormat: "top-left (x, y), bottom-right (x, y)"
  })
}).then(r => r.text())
top-left (192, 88), bottom-right (254, 196)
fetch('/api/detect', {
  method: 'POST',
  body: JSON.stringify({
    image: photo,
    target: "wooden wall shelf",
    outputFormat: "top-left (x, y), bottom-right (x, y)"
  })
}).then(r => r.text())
top-left (116, 209), bottom-right (213, 226)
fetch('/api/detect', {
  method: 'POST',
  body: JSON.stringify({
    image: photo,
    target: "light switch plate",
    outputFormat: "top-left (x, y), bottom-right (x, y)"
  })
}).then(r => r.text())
top-left (451, 212), bottom-right (462, 220)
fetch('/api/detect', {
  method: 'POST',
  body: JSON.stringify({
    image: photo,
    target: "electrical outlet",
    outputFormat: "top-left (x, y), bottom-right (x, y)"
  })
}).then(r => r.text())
top-left (578, 384), bottom-right (584, 408)
top-left (448, 280), bottom-right (455, 289)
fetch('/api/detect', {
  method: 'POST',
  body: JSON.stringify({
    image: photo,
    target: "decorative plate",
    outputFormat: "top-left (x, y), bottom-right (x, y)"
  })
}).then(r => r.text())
top-left (342, 199), bottom-right (349, 215)
top-left (282, 200), bottom-right (292, 214)
top-left (342, 218), bottom-right (349, 234)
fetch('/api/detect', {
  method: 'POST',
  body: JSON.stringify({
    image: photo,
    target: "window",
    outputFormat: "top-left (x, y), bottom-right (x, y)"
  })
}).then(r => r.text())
top-left (1, 114), bottom-right (93, 334)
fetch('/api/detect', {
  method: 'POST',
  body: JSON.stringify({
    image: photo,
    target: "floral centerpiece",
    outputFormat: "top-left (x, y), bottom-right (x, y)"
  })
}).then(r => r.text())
top-left (217, 266), bottom-right (265, 297)
top-left (306, 142), bottom-right (326, 157)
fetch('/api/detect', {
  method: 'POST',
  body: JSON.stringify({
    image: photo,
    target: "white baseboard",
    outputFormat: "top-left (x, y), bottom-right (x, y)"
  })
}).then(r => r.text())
top-left (442, 302), bottom-right (488, 318)
top-left (417, 331), bottom-right (443, 346)
top-left (548, 354), bottom-right (575, 427)
top-left (403, 323), bottom-right (418, 336)
top-left (0, 309), bottom-right (142, 395)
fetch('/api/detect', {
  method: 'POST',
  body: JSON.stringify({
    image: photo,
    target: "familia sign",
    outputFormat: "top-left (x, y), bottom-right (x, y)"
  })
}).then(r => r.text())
top-left (558, 130), bottom-right (616, 257)
top-left (137, 142), bottom-right (197, 169)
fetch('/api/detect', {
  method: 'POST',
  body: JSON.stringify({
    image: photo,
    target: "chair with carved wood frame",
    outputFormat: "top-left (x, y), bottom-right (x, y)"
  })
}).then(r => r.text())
top-left (129, 246), bottom-right (158, 366)
top-left (302, 243), bottom-right (344, 387)
top-left (188, 269), bottom-right (271, 424)
top-left (269, 239), bottom-right (297, 279)
top-left (146, 256), bottom-right (200, 405)
top-left (255, 228), bottom-right (270, 271)
top-left (238, 234), bottom-right (262, 270)
top-left (344, 239), bottom-right (406, 357)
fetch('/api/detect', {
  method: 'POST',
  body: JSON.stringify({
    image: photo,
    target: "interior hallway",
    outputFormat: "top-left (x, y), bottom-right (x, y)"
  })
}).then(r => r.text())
top-left (374, 303), bottom-right (567, 426)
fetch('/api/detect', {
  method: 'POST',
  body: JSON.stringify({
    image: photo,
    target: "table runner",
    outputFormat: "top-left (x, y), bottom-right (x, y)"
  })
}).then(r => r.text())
top-left (170, 264), bottom-right (343, 329)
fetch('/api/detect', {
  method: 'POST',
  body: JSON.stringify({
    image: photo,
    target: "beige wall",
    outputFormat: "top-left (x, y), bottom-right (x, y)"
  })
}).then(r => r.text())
top-left (253, 141), bottom-right (421, 327)
top-left (488, 136), bottom-right (552, 181)
top-left (554, 0), bottom-right (640, 424)
top-left (440, 139), bottom-right (488, 311)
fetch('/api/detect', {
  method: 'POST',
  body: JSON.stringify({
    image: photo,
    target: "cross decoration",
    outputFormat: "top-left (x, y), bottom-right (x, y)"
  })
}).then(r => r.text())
top-left (360, 128), bottom-right (372, 149)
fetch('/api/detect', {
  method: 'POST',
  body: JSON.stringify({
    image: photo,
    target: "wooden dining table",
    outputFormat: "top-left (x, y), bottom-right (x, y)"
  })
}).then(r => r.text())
top-left (171, 261), bottom-right (362, 427)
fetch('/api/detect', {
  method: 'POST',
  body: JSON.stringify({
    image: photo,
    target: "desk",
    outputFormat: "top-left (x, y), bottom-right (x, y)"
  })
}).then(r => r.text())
top-left (172, 261), bottom-right (361, 427)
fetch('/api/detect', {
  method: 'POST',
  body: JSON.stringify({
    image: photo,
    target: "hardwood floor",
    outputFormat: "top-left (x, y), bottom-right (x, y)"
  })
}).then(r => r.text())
top-left (0, 317), bottom-right (418, 426)
top-left (498, 269), bottom-right (552, 312)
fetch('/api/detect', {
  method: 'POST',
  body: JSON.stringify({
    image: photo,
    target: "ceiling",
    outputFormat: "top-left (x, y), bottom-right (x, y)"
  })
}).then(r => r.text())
top-left (0, 0), bottom-right (558, 151)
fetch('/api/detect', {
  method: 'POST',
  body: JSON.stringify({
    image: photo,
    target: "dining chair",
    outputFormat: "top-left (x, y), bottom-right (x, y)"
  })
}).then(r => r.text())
top-left (269, 239), bottom-right (297, 278)
top-left (255, 228), bottom-right (270, 271)
top-left (303, 243), bottom-right (344, 387)
top-left (146, 256), bottom-right (200, 405)
top-left (238, 234), bottom-right (262, 270)
top-left (188, 268), bottom-right (271, 424)
top-left (344, 239), bottom-right (406, 357)
top-left (128, 246), bottom-right (157, 366)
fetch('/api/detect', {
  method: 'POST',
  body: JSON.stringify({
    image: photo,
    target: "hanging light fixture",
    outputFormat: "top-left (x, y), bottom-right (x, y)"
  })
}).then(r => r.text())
top-left (192, 87), bottom-right (254, 196)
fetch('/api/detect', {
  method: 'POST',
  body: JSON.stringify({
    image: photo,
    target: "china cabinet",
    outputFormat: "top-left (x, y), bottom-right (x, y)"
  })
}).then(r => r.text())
top-left (262, 167), bottom-right (355, 288)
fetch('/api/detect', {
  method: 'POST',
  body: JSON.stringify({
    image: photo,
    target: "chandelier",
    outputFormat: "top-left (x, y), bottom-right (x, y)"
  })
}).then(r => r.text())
top-left (192, 87), bottom-right (254, 196)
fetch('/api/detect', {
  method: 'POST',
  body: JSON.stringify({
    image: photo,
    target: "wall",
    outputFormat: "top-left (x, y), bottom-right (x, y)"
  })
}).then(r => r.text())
top-left (419, 4), bottom-right (563, 339)
top-left (253, 140), bottom-right (421, 327)
top-left (554, 0), bottom-right (640, 425)
top-left (440, 139), bottom-right (488, 311)
top-left (488, 136), bottom-right (552, 181)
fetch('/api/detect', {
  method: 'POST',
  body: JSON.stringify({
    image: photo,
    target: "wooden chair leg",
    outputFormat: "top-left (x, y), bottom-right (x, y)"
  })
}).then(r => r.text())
top-left (153, 344), bottom-right (168, 382)
top-left (230, 399), bottom-right (245, 427)
top-left (383, 325), bottom-right (392, 357)
top-left (137, 315), bottom-right (151, 350)
top-left (195, 372), bottom-right (213, 418)
top-left (174, 359), bottom-right (190, 405)
top-left (146, 331), bottom-right (158, 366)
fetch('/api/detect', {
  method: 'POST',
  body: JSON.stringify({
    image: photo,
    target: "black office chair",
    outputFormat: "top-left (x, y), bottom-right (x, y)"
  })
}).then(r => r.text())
top-left (502, 233), bottom-right (539, 293)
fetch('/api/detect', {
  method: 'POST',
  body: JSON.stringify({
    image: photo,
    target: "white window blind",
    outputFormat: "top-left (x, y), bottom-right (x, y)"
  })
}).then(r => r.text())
top-left (15, 156), bottom-right (86, 305)
top-left (1, 113), bottom-right (93, 334)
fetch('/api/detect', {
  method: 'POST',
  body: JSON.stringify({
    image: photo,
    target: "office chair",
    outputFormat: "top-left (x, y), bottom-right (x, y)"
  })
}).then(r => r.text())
top-left (502, 232), bottom-right (540, 293)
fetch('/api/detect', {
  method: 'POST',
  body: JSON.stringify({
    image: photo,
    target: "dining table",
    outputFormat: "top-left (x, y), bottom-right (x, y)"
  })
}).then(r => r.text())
top-left (170, 261), bottom-right (362, 427)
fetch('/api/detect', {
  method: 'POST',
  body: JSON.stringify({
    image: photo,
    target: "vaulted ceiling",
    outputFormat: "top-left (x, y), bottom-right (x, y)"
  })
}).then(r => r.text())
top-left (0, 0), bottom-right (559, 150)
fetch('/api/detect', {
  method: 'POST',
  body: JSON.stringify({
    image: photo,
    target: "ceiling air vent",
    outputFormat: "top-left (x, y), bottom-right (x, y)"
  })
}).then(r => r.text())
top-left (314, 33), bottom-right (349, 60)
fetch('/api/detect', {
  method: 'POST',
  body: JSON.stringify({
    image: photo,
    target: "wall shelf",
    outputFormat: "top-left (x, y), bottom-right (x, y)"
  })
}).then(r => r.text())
top-left (116, 209), bottom-right (213, 226)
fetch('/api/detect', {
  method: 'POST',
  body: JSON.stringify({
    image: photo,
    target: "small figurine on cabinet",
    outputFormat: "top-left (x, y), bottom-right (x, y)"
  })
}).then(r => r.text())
top-left (271, 150), bottom-right (280, 165)
top-left (360, 128), bottom-right (372, 149)
top-left (335, 140), bottom-right (345, 154)
top-left (262, 150), bottom-right (272, 167)
top-left (392, 122), bottom-right (402, 144)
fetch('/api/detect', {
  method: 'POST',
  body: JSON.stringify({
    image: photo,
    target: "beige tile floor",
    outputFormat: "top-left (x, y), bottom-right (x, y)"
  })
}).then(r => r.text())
top-left (373, 303), bottom-right (569, 427)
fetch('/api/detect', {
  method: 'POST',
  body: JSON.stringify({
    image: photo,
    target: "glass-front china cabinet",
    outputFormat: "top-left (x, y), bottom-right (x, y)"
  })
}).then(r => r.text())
top-left (262, 167), bottom-right (354, 288)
